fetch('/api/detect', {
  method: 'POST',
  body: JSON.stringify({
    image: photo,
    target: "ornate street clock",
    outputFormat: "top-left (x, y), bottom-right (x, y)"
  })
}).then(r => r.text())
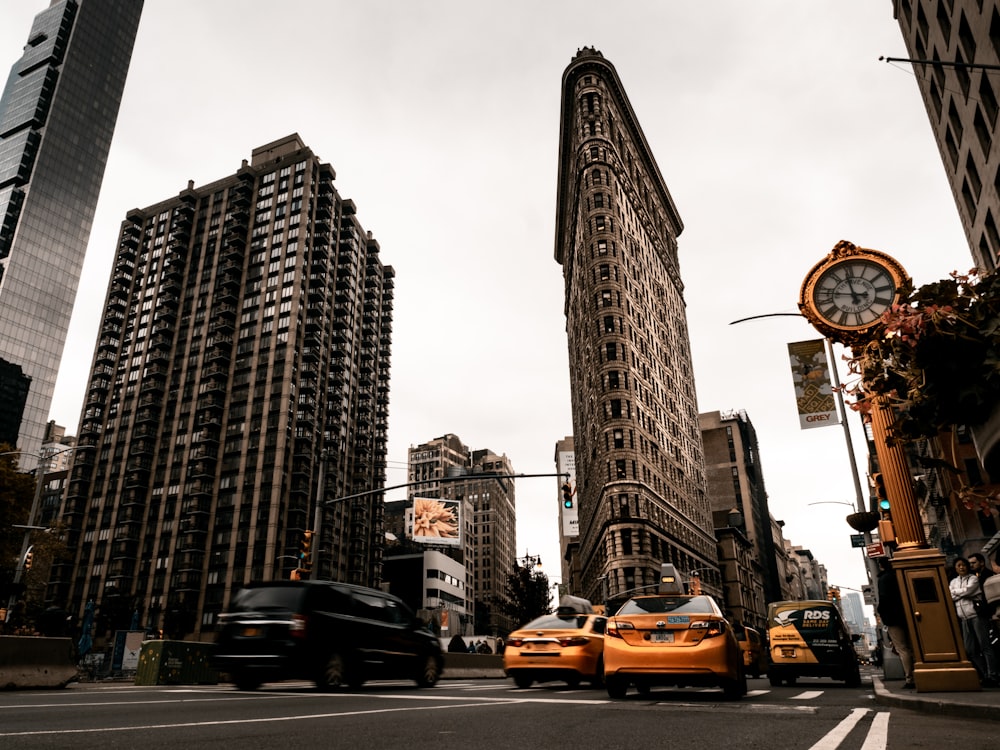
top-left (798, 240), bottom-right (910, 346)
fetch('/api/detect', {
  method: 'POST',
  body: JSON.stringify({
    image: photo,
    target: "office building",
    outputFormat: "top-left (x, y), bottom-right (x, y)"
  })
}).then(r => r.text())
top-left (53, 134), bottom-right (394, 640)
top-left (893, 0), bottom-right (1000, 272)
top-left (554, 48), bottom-right (718, 605)
top-left (393, 434), bottom-right (517, 635)
top-left (893, 0), bottom-right (1000, 542)
top-left (0, 357), bottom-right (30, 447)
top-left (700, 409), bottom-right (782, 605)
top-left (0, 0), bottom-right (142, 467)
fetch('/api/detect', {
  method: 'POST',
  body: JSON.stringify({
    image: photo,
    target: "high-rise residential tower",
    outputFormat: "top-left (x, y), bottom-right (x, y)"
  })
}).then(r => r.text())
top-left (0, 0), bottom-right (143, 467)
top-left (555, 49), bottom-right (717, 605)
top-left (53, 134), bottom-right (394, 639)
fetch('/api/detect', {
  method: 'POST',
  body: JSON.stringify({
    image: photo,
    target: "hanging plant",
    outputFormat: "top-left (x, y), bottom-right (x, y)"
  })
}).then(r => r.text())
top-left (843, 269), bottom-right (1000, 510)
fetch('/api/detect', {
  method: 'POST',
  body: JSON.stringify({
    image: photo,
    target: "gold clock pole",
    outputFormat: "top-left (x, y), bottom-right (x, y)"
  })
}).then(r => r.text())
top-left (800, 241), bottom-right (979, 693)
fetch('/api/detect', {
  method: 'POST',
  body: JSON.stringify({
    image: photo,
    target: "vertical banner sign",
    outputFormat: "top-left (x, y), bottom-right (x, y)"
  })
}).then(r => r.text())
top-left (787, 339), bottom-right (839, 430)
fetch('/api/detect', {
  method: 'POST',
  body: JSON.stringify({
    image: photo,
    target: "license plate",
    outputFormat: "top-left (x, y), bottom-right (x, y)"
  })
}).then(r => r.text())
top-left (242, 626), bottom-right (261, 637)
top-left (780, 647), bottom-right (796, 658)
top-left (650, 631), bottom-right (674, 643)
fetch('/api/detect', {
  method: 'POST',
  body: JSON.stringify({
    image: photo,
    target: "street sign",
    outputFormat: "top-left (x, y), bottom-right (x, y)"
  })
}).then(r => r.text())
top-left (850, 534), bottom-right (865, 548)
top-left (866, 541), bottom-right (885, 558)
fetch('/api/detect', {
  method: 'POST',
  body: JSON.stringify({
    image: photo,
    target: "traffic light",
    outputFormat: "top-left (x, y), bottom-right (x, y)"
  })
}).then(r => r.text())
top-left (22, 546), bottom-right (33, 572)
top-left (872, 473), bottom-right (890, 513)
top-left (561, 482), bottom-right (575, 509)
top-left (298, 530), bottom-right (313, 574)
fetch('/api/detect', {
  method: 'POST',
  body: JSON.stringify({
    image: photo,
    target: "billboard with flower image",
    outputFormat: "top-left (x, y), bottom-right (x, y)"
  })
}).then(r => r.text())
top-left (408, 497), bottom-right (461, 546)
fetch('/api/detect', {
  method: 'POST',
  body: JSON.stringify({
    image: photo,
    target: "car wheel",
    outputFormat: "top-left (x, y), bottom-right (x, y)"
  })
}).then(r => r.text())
top-left (513, 672), bottom-right (533, 689)
top-left (232, 670), bottom-right (261, 691)
top-left (722, 676), bottom-right (744, 701)
top-left (845, 665), bottom-right (862, 688)
top-left (767, 673), bottom-right (782, 687)
top-left (415, 655), bottom-right (441, 688)
top-left (316, 651), bottom-right (350, 690)
top-left (606, 676), bottom-right (628, 699)
top-left (565, 674), bottom-right (582, 689)
top-left (589, 658), bottom-right (605, 688)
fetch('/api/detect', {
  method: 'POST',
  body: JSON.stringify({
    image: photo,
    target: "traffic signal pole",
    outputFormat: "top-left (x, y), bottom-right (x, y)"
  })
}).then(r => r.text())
top-left (322, 472), bottom-right (570, 507)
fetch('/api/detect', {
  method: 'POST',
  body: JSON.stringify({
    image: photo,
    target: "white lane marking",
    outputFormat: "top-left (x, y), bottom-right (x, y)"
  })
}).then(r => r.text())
top-left (0, 699), bottom-right (529, 737)
top-left (859, 712), bottom-right (890, 750)
top-left (808, 707), bottom-right (871, 750)
top-left (791, 690), bottom-right (825, 700)
top-left (746, 689), bottom-right (770, 697)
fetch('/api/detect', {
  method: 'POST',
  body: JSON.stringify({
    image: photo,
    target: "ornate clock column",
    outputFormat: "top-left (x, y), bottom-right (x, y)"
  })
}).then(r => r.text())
top-left (799, 241), bottom-right (979, 693)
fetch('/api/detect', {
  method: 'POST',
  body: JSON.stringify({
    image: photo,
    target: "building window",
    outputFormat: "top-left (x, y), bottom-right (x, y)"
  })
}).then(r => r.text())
top-left (606, 342), bottom-right (617, 360)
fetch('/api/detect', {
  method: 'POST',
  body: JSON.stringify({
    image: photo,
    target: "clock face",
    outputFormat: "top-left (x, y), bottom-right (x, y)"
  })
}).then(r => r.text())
top-left (811, 259), bottom-right (897, 329)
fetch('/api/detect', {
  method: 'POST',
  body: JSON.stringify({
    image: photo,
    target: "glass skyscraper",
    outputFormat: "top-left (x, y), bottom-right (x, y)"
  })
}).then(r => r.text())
top-left (0, 0), bottom-right (143, 467)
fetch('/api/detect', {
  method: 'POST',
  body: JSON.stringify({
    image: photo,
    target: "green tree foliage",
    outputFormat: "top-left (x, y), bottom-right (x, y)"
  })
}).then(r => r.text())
top-left (0, 445), bottom-right (36, 583)
top-left (505, 561), bottom-right (551, 628)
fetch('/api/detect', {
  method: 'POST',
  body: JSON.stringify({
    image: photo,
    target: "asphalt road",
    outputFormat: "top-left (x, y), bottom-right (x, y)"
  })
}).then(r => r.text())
top-left (1, 672), bottom-right (998, 749)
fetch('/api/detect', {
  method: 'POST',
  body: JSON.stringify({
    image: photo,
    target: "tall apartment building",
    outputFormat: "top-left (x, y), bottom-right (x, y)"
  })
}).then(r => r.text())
top-left (53, 134), bottom-right (394, 639)
top-left (555, 49), bottom-right (718, 605)
top-left (699, 409), bottom-right (782, 605)
top-left (403, 434), bottom-right (518, 635)
top-left (0, 0), bottom-right (142, 467)
top-left (893, 0), bottom-right (1000, 273)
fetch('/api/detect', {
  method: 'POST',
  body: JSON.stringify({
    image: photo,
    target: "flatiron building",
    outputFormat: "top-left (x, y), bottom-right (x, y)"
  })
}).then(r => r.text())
top-left (54, 134), bottom-right (394, 639)
top-left (0, 0), bottom-right (142, 467)
top-left (555, 49), bottom-right (718, 605)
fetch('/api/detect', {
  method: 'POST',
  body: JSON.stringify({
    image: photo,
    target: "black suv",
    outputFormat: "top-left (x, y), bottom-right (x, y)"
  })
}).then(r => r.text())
top-left (213, 580), bottom-right (444, 690)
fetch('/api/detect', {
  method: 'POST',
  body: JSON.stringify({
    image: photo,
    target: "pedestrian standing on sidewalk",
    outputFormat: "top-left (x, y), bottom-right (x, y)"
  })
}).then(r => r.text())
top-left (876, 556), bottom-right (915, 689)
top-left (950, 557), bottom-right (999, 687)
top-left (971, 552), bottom-right (1000, 664)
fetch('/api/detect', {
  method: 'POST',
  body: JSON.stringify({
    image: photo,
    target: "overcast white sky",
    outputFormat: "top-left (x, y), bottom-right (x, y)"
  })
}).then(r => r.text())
top-left (2, 1), bottom-right (975, 604)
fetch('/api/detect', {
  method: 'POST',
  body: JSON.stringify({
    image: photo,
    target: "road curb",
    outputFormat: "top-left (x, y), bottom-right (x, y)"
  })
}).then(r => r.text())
top-left (872, 675), bottom-right (1000, 721)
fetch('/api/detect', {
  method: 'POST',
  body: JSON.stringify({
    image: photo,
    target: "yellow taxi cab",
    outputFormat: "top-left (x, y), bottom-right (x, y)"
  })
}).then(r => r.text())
top-left (734, 625), bottom-right (767, 678)
top-left (603, 564), bottom-right (746, 700)
top-left (503, 595), bottom-right (606, 689)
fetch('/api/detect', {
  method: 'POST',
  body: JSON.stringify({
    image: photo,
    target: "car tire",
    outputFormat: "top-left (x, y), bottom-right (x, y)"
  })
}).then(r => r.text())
top-left (232, 670), bottom-right (261, 691)
top-left (415, 655), bottom-right (441, 688)
top-left (316, 651), bottom-right (351, 691)
top-left (589, 658), bottom-right (605, 688)
top-left (845, 665), bottom-right (862, 688)
top-left (606, 676), bottom-right (628, 699)
top-left (722, 676), bottom-right (744, 701)
top-left (513, 672), bottom-right (533, 689)
top-left (767, 673), bottom-right (782, 687)
top-left (565, 674), bottom-right (581, 689)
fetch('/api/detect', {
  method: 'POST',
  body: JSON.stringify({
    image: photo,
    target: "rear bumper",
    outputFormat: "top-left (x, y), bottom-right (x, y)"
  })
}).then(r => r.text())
top-left (604, 636), bottom-right (737, 681)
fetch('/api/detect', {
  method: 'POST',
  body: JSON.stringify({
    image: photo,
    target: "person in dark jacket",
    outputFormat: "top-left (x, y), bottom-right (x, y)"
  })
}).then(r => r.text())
top-left (877, 556), bottom-right (915, 688)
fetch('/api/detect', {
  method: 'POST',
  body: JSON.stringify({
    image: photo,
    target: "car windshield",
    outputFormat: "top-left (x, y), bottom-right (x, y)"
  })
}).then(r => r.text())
top-left (231, 586), bottom-right (304, 612)
top-left (617, 595), bottom-right (717, 616)
top-left (521, 614), bottom-right (589, 630)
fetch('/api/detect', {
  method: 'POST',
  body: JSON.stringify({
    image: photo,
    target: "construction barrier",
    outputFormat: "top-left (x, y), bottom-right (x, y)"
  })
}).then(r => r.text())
top-left (0, 636), bottom-right (78, 689)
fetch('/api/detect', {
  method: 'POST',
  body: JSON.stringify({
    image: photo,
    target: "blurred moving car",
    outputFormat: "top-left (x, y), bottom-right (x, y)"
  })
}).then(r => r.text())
top-left (213, 580), bottom-right (443, 691)
top-left (766, 599), bottom-right (861, 687)
top-left (504, 595), bottom-right (607, 688)
top-left (603, 565), bottom-right (746, 700)
top-left (735, 625), bottom-right (767, 679)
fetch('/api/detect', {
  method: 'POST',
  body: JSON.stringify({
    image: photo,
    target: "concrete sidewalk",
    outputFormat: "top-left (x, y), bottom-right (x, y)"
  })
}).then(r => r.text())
top-left (872, 675), bottom-right (1000, 721)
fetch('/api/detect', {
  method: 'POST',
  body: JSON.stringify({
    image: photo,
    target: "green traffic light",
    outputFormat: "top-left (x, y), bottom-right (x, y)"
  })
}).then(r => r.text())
top-left (879, 498), bottom-right (891, 511)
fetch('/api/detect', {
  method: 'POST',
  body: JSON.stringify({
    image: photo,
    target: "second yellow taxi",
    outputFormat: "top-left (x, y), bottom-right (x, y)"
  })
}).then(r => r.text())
top-left (503, 595), bottom-right (606, 689)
